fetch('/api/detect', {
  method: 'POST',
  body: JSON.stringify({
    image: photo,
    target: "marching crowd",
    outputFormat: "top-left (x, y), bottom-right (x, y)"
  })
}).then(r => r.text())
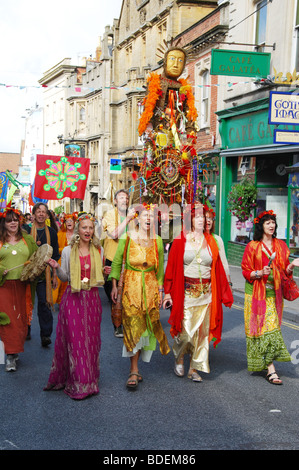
top-left (1, 190), bottom-right (298, 399)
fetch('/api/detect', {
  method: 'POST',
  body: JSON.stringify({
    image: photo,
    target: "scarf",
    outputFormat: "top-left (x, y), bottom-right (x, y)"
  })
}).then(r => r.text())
top-left (241, 238), bottom-right (289, 334)
top-left (70, 242), bottom-right (104, 293)
top-left (31, 223), bottom-right (53, 307)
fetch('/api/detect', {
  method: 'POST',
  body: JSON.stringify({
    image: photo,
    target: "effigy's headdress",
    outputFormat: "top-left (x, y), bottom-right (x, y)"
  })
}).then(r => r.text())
top-left (155, 37), bottom-right (198, 65)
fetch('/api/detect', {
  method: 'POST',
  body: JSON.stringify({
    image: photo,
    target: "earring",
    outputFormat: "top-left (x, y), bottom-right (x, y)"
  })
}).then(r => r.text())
top-left (75, 234), bottom-right (80, 244)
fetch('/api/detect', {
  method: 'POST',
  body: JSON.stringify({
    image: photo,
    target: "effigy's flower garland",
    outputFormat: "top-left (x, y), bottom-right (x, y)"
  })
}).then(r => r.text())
top-left (138, 73), bottom-right (198, 136)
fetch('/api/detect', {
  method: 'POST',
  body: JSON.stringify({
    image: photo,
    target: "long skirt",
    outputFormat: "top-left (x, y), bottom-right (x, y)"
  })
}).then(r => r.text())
top-left (44, 286), bottom-right (102, 400)
top-left (244, 293), bottom-right (291, 371)
top-left (0, 280), bottom-right (28, 354)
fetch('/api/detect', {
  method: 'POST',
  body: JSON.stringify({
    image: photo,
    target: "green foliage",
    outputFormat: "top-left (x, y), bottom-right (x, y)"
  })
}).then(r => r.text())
top-left (227, 177), bottom-right (257, 222)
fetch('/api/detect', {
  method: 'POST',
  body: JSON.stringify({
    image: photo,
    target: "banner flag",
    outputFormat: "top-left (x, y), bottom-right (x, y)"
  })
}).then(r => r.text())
top-left (0, 172), bottom-right (9, 211)
top-left (34, 154), bottom-right (90, 200)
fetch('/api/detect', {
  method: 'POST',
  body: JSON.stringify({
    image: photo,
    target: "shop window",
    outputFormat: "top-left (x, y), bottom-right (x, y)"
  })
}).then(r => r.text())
top-left (256, 156), bottom-right (289, 186)
top-left (256, 187), bottom-right (288, 240)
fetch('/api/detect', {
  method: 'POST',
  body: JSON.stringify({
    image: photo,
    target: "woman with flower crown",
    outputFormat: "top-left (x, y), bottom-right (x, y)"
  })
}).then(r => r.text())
top-left (109, 203), bottom-right (170, 390)
top-left (44, 214), bottom-right (104, 399)
top-left (241, 210), bottom-right (299, 385)
top-left (163, 204), bottom-right (233, 382)
top-left (0, 206), bottom-right (37, 372)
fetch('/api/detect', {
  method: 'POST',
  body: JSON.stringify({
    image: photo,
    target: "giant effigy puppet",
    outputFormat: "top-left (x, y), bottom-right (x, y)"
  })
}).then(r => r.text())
top-left (135, 39), bottom-right (205, 206)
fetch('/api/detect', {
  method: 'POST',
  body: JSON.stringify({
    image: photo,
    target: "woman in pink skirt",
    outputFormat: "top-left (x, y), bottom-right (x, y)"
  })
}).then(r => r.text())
top-left (44, 214), bottom-right (104, 400)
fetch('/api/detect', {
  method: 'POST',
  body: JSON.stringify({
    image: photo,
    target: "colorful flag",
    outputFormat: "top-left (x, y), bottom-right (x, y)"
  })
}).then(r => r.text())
top-left (29, 179), bottom-right (48, 206)
top-left (34, 154), bottom-right (90, 200)
top-left (0, 172), bottom-right (9, 211)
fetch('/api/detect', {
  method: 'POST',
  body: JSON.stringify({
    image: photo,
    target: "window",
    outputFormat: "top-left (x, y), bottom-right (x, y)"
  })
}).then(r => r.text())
top-left (201, 71), bottom-right (209, 127)
top-left (255, 0), bottom-right (268, 51)
top-left (295, 0), bottom-right (299, 71)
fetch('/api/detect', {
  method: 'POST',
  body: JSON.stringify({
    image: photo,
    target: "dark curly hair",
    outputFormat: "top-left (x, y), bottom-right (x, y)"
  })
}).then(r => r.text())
top-left (253, 213), bottom-right (277, 241)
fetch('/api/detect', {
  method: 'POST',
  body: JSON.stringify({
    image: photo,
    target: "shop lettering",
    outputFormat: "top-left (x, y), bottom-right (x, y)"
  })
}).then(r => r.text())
top-left (273, 99), bottom-right (299, 120)
top-left (219, 64), bottom-right (261, 75)
top-left (228, 119), bottom-right (274, 143)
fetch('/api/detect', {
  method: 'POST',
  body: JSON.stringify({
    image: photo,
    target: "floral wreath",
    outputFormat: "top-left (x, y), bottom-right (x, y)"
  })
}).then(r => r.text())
top-left (62, 212), bottom-right (78, 224)
top-left (0, 206), bottom-right (21, 219)
top-left (203, 204), bottom-right (216, 218)
top-left (254, 210), bottom-right (276, 225)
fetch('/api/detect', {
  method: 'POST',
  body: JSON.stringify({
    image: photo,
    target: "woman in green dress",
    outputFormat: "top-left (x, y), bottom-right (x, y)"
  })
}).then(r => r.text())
top-left (0, 207), bottom-right (37, 371)
top-left (241, 210), bottom-right (299, 384)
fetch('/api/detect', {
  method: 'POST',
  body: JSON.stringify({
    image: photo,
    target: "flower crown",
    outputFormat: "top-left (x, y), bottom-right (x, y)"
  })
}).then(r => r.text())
top-left (77, 213), bottom-right (95, 223)
top-left (62, 212), bottom-right (78, 223)
top-left (0, 207), bottom-right (21, 219)
top-left (254, 210), bottom-right (276, 225)
top-left (203, 204), bottom-right (215, 218)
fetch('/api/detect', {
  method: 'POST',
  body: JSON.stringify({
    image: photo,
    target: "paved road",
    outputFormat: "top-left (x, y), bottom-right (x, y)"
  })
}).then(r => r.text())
top-left (1, 290), bottom-right (299, 452)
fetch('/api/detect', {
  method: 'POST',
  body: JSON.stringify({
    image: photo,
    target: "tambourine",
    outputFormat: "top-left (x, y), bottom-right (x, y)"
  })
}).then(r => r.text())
top-left (20, 244), bottom-right (53, 282)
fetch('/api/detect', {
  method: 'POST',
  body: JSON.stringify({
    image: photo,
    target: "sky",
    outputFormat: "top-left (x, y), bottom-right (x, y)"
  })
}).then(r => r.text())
top-left (0, 0), bottom-right (123, 153)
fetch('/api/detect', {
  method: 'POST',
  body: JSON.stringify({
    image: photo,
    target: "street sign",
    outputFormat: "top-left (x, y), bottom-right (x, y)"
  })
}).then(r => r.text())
top-left (269, 91), bottom-right (299, 125)
top-left (210, 49), bottom-right (271, 78)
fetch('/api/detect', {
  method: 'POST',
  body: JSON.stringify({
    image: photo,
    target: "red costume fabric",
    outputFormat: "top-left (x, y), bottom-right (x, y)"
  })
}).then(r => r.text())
top-left (164, 231), bottom-right (233, 347)
top-left (241, 238), bottom-right (291, 334)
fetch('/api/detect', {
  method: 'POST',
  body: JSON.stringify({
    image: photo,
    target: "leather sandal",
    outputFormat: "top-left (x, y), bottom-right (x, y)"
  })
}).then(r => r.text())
top-left (126, 372), bottom-right (139, 390)
top-left (266, 372), bottom-right (283, 385)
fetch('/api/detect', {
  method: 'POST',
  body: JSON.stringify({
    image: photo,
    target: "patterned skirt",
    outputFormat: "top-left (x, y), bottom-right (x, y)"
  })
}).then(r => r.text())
top-left (44, 286), bottom-right (102, 399)
top-left (244, 293), bottom-right (291, 371)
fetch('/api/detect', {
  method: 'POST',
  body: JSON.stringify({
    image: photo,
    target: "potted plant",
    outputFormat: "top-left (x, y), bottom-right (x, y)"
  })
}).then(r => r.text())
top-left (227, 176), bottom-right (257, 222)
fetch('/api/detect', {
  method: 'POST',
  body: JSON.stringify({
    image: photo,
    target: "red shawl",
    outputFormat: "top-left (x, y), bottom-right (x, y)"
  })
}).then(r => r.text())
top-left (164, 232), bottom-right (233, 347)
top-left (241, 238), bottom-right (291, 334)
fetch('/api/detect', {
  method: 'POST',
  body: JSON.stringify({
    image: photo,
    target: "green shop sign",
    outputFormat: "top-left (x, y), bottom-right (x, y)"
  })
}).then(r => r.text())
top-left (218, 106), bottom-right (299, 150)
top-left (210, 49), bottom-right (271, 78)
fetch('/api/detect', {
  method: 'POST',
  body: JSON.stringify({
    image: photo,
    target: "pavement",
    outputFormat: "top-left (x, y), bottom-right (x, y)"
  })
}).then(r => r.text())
top-left (229, 264), bottom-right (299, 324)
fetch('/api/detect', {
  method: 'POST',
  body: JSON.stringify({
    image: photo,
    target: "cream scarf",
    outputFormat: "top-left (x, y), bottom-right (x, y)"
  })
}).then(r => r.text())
top-left (70, 242), bottom-right (104, 293)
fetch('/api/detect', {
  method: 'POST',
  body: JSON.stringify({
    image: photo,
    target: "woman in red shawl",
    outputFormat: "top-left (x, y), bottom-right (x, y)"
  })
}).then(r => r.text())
top-left (241, 210), bottom-right (299, 385)
top-left (163, 204), bottom-right (233, 382)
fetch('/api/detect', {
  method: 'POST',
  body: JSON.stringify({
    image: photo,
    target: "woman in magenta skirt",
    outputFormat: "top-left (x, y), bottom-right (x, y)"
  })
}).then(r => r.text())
top-left (44, 214), bottom-right (104, 400)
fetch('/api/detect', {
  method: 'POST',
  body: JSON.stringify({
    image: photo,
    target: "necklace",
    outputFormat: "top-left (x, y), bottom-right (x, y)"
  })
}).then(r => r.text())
top-left (79, 249), bottom-right (90, 284)
top-left (36, 228), bottom-right (45, 246)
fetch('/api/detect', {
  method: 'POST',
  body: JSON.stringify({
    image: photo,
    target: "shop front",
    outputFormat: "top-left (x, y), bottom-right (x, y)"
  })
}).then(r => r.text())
top-left (216, 97), bottom-right (299, 267)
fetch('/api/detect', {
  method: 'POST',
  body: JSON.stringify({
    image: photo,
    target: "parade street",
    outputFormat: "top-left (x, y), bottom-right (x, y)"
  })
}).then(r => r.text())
top-left (1, 288), bottom-right (299, 452)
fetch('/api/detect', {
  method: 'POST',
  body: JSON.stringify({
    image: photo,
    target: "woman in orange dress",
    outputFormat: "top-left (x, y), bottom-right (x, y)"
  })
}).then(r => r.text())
top-left (52, 213), bottom-right (77, 305)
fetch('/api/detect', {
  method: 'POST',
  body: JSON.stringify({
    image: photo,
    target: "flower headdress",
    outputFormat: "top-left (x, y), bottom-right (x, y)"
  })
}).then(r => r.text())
top-left (203, 204), bottom-right (216, 218)
top-left (62, 212), bottom-right (78, 223)
top-left (77, 213), bottom-right (95, 223)
top-left (0, 206), bottom-right (21, 219)
top-left (254, 210), bottom-right (276, 225)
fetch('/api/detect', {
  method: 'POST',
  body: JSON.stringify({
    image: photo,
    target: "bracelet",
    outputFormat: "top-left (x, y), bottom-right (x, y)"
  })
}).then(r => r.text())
top-left (228, 282), bottom-right (233, 286)
top-left (159, 288), bottom-right (163, 292)
top-left (288, 264), bottom-right (294, 272)
top-left (255, 270), bottom-right (260, 279)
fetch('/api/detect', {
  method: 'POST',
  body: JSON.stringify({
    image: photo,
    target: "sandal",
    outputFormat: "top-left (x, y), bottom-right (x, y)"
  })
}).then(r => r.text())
top-left (187, 370), bottom-right (202, 382)
top-left (266, 372), bottom-right (283, 385)
top-left (126, 372), bottom-right (140, 390)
